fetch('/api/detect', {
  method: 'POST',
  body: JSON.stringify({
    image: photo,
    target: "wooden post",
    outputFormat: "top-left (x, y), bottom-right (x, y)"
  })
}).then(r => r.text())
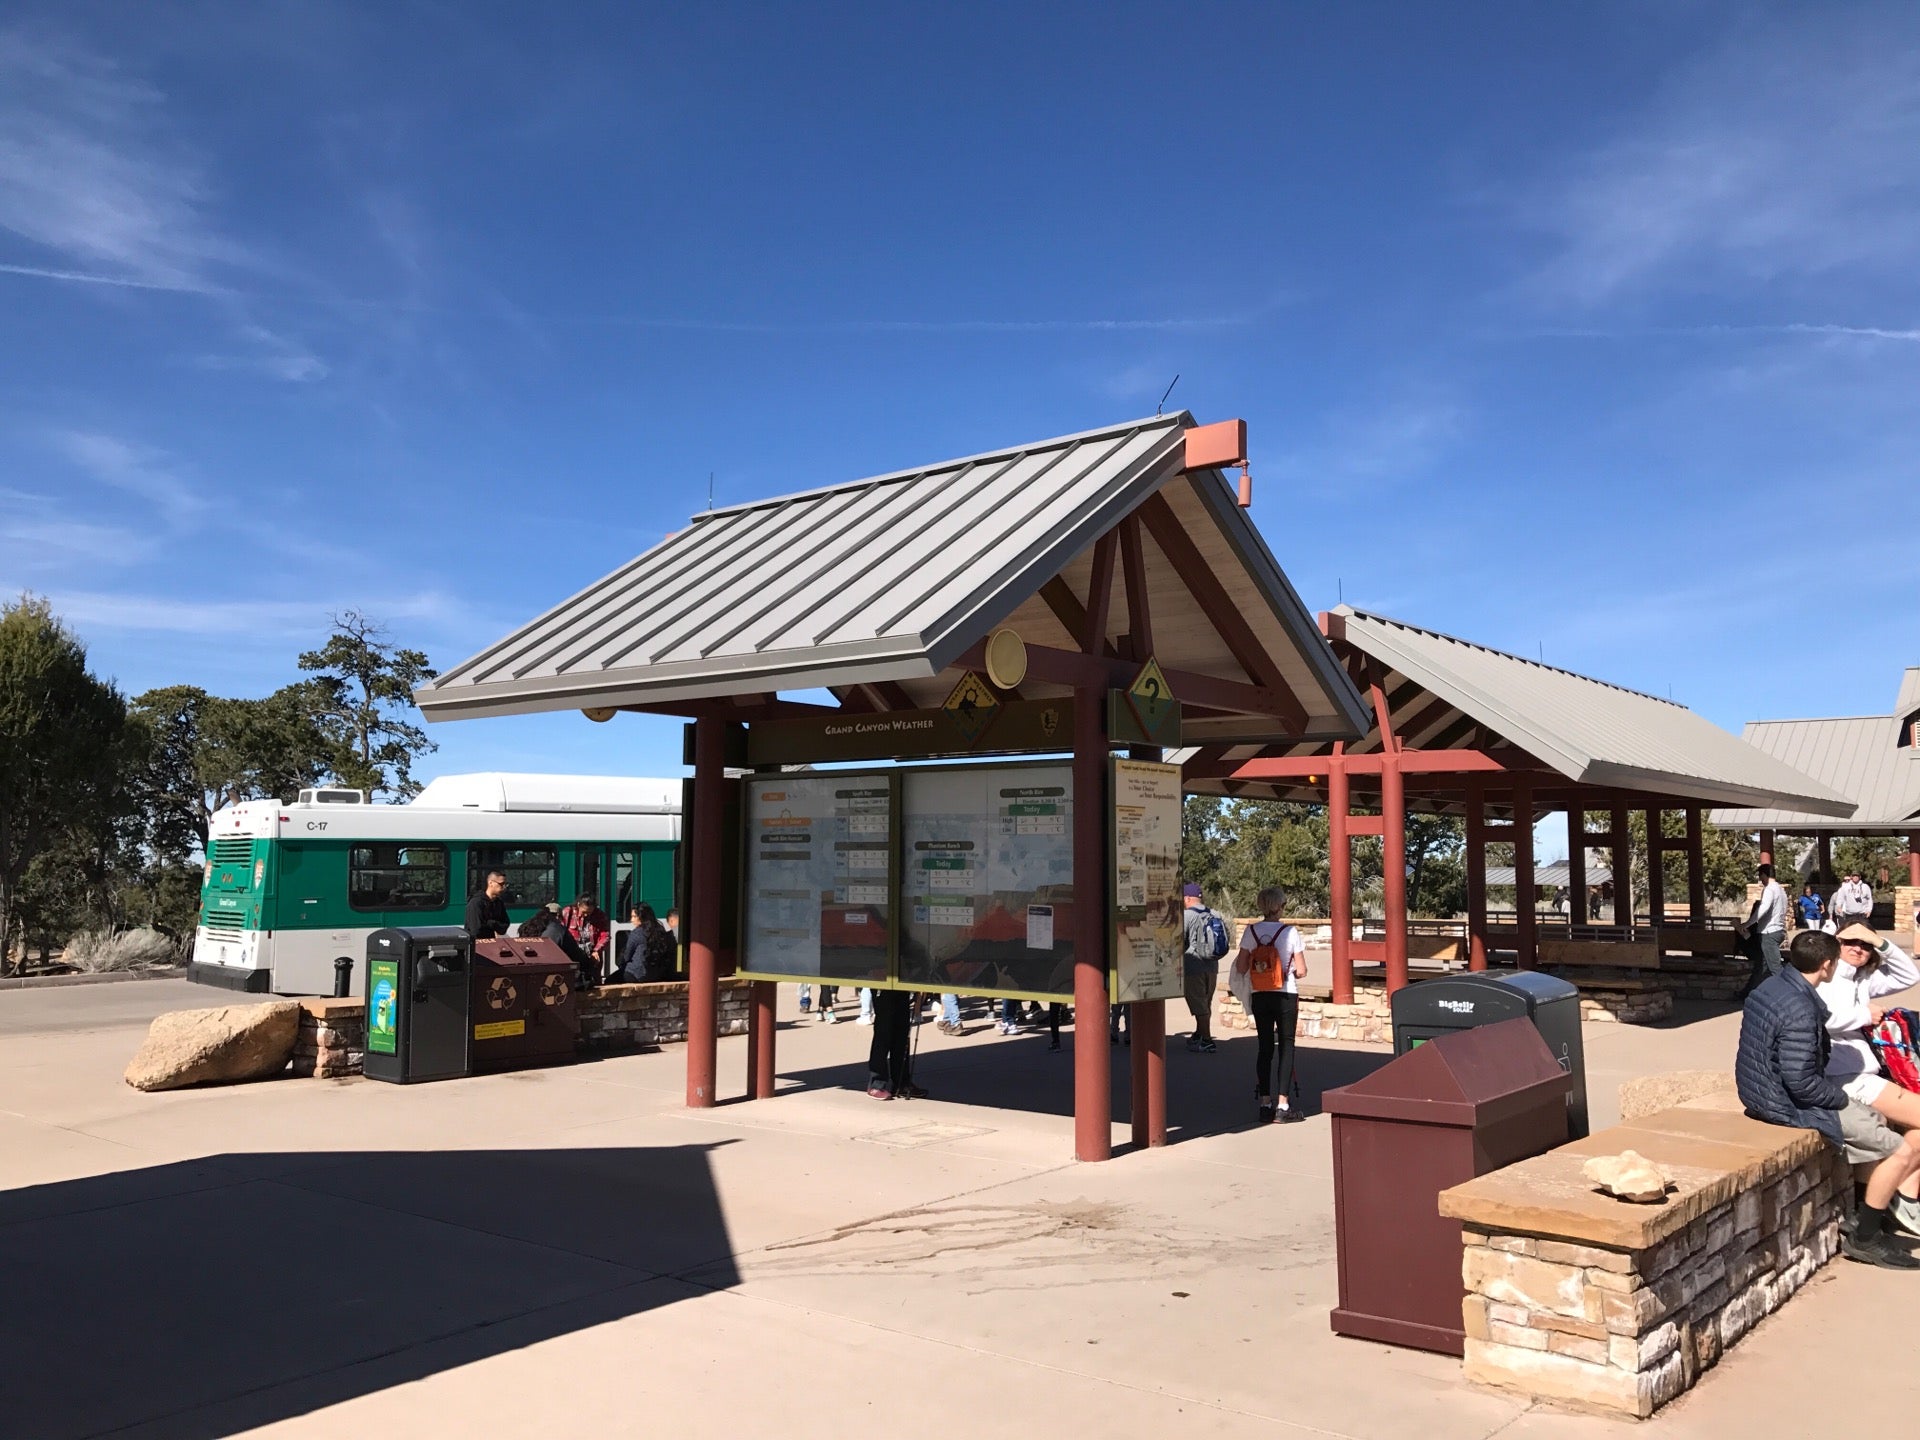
top-left (1130, 999), bottom-right (1166, 1148)
top-left (1566, 808), bottom-right (1588, 926)
top-left (1610, 805), bottom-right (1631, 928)
top-left (1817, 834), bottom-right (1832, 881)
top-left (1072, 684), bottom-right (1111, 1163)
top-left (747, 981), bottom-right (776, 1099)
top-left (1513, 776), bottom-right (1536, 969)
top-left (1465, 777), bottom-right (1487, 971)
top-left (1382, 754), bottom-right (1408, 993)
top-left (1329, 751), bottom-right (1353, 1004)
top-left (686, 715), bottom-right (724, 1108)
top-left (1684, 806), bottom-right (1706, 924)
top-left (1758, 829), bottom-right (1776, 867)
top-left (1909, 831), bottom-right (1920, 888)
top-left (1646, 809), bottom-right (1666, 930)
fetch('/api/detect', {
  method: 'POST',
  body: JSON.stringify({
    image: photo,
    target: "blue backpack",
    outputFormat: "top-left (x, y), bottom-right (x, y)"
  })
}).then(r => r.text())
top-left (1198, 907), bottom-right (1230, 961)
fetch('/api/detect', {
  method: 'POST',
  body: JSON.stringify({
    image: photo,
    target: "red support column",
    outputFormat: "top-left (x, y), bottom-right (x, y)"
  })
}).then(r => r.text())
top-left (1328, 752), bottom-right (1353, 1003)
top-left (1381, 754), bottom-right (1408, 993)
top-left (1610, 806), bottom-right (1631, 927)
top-left (1646, 810), bottom-right (1666, 930)
top-left (1130, 999), bottom-right (1166, 1148)
top-left (1758, 829), bottom-right (1776, 867)
top-left (1465, 777), bottom-right (1488, 971)
top-left (1908, 832), bottom-right (1919, 888)
top-left (1072, 685), bottom-right (1111, 1163)
top-left (1684, 806), bottom-right (1706, 925)
top-left (1817, 834), bottom-right (1832, 881)
top-left (1566, 808), bottom-right (1588, 927)
top-left (686, 715), bottom-right (724, 1108)
top-left (747, 981), bottom-right (776, 1099)
top-left (1513, 777), bottom-right (1536, 969)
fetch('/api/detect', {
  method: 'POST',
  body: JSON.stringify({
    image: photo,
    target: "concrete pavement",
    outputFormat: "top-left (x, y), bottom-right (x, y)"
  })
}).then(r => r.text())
top-left (1, 982), bottom-right (1912, 1438)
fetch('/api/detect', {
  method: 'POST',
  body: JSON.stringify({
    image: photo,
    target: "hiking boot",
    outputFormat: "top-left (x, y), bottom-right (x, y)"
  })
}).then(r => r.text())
top-left (1841, 1226), bottom-right (1920, 1269)
top-left (1275, 1104), bottom-right (1305, 1124)
top-left (1257, 1097), bottom-right (1275, 1124)
top-left (1198, 1038), bottom-right (1217, 1054)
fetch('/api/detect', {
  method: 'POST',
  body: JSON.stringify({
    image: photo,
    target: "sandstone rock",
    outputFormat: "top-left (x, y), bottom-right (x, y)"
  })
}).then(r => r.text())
top-left (124, 1002), bottom-right (302, 1091)
top-left (1583, 1150), bottom-right (1672, 1204)
top-left (1618, 1070), bottom-right (1736, 1121)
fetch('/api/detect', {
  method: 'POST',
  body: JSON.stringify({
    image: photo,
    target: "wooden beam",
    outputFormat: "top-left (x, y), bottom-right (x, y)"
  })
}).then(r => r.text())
top-left (1230, 749), bottom-right (1513, 779)
top-left (1081, 530), bottom-right (1118, 656)
top-left (1119, 515), bottom-right (1152, 662)
top-left (1136, 492), bottom-right (1309, 732)
top-left (953, 639), bottom-right (1306, 719)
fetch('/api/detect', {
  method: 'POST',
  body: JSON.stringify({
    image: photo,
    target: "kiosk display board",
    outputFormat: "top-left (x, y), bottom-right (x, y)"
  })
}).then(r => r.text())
top-left (1111, 758), bottom-right (1184, 1002)
top-left (898, 763), bottom-right (1076, 999)
top-left (739, 773), bottom-right (894, 982)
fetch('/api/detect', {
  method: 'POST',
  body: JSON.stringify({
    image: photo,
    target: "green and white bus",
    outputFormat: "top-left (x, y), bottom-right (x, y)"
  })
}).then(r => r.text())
top-left (190, 772), bottom-right (681, 995)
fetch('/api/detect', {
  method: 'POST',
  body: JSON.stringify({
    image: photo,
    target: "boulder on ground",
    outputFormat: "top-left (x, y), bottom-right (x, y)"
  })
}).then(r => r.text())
top-left (124, 1002), bottom-right (303, 1092)
top-left (1618, 1070), bottom-right (1736, 1121)
top-left (1582, 1150), bottom-right (1671, 1204)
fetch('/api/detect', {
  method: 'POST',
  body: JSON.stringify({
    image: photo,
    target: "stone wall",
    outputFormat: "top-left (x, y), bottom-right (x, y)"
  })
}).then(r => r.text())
top-left (290, 977), bottom-right (754, 1076)
top-left (1576, 982), bottom-right (1674, 1025)
top-left (1442, 1099), bottom-right (1846, 1419)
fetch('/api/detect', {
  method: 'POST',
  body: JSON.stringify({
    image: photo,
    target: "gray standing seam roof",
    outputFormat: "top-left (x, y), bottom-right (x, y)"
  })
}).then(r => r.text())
top-left (417, 414), bottom-right (1370, 739)
top-left (1710, 669), bottom-right (1920, 831)
top-left (1315, 608), bottom-right (1853, 815)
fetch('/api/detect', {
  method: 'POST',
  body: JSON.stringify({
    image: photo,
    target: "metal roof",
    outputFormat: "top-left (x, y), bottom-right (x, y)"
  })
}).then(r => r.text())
top-left (1486, 863), bottom-right (1613, 888)
top-left (1184, 607), bottom-right (1853, 815)
top-left (417, 414), bottom-right (1370, 742)
top-left (1710, 670), bottom-right (1920, 832)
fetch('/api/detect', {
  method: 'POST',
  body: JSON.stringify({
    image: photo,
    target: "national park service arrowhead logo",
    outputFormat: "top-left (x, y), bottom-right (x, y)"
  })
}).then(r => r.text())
top-left (943, 670), bottom-right (1000, 746)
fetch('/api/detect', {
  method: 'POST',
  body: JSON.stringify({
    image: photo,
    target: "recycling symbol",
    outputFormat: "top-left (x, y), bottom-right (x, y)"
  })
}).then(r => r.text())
top-left (540, 973), bottom-right (571, 1007)
top-left (486, 976), bottom-right (518, 1010)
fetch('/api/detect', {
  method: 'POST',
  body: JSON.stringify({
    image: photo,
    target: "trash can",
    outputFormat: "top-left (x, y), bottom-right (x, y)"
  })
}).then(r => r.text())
top-left (468, 935), bottom-right (580, 1072)
top-left (1390, 971), bottom-right (1588, 1138)
top-left (364, 926), bottom-right (473, 1084)
top-left (1325, 1018), bottom-right (1570, 1355)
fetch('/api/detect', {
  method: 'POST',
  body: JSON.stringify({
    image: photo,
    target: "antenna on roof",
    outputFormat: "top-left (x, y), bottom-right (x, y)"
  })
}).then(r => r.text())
top-left (1156, 374), bottom-right (1180, 415)
top-left (1338, 577), bottom-right (1343, 604)
top-left (708, 472), bottom-right (715, 511)
top-left (1538, 641), bottom-right (1544, 663)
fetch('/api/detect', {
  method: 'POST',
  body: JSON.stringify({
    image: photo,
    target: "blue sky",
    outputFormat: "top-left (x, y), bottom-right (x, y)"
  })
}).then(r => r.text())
top-left (2, 1), bottom-right (1915, 803)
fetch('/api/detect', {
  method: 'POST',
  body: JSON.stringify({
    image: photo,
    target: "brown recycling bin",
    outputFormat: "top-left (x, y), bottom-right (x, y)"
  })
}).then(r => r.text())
top-left (468, 936), bottom-right (580, 1071)
top-left (1325, 1017), bottom-right (1569, 1355)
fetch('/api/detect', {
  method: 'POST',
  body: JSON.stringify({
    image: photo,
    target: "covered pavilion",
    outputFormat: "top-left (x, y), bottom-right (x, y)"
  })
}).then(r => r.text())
top-left (416, 413), bottom-right (1371, 1160)
top-left (1181, 607), bottom-right (1852, 1003)
top-left (1712, 667), bottom-right (1920, 928)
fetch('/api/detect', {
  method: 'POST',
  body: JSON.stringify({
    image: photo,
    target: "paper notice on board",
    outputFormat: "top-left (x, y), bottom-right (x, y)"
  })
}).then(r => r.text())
top-left (1026, 904), bottom-right (1054, 951)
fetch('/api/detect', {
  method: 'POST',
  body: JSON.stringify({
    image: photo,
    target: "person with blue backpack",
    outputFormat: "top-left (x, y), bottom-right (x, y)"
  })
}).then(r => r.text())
top-left (1181, 882), bottom-right (1231, 1053)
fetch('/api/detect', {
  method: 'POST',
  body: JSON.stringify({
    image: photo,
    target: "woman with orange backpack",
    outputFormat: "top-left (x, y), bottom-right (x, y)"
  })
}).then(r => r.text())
top-left (1234, 885), bottom-right (1307, 1123)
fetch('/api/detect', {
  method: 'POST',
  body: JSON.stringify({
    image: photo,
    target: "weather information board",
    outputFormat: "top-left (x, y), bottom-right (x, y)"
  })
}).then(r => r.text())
top-left (1111, 758), bottom-right (1184, 1002)
top-left (740, 773), bottom-right (894, 981)
top-left (898, 763), bottom-right (1076, 999)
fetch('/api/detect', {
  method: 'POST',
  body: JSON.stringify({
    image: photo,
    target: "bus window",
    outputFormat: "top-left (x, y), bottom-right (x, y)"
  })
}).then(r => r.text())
top-left (614, 851), bottom-right (636, 919)
top-left (467, 846), bottom-right (557, 908)
top-left (350, 843), bottom-right (449, 911)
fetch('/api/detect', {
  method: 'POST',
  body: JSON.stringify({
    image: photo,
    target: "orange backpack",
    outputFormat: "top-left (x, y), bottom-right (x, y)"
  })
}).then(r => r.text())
top-left (1246, 922), bottom-right (1294, 992)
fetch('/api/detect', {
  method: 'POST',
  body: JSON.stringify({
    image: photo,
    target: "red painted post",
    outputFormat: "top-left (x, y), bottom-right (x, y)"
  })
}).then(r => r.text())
top-left (1465, 777), bottom-right (1487, 971)
top-left (1130, 999), bottom-right (1166, 1147)
top-left (1758, 829), bottom-right (1776, 867)
top-left (1328, 755), bottom-right (1353, 1004)
top-left (1381, 754), bottom-right (1408, 994)
top-left (748, 981), bottom-right (777, 1099)
top-left (1513, 776), bottom-right (1536, 969)
top-left (1684, 807), bottom-right (1706, 925)
top-left (1566, 809), bottom-right (1588, 926)
top-left (1908, 832), bottom-right (1920, 888)
top-left (1072, 685), bottom-right (1111, 1163)
top-left (1610, 806), bottom-right (1631, 928)
top-left (1646, 809), bottom-right (1666, 932)
top-left (1817, 834), bottom-right (1832, 880)
top-left (686, 715), bottom-right (724, 1108)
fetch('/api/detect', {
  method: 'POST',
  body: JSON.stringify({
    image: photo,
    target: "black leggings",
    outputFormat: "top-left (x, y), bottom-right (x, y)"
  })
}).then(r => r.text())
top-left (1251, 991), bottom-right (1299, 1100)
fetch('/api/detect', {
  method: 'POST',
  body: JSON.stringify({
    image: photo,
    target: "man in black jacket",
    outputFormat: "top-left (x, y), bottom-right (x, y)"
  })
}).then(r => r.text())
top-left (1736, 929), bottom-right (1920, 1269)
top-left (464, 870), bottom-right (511, 940)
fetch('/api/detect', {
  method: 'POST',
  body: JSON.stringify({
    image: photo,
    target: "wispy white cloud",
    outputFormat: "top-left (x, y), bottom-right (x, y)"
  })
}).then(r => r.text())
top-left (1517, 14), bottom-right (1920, 305)
top-left (191, 323), bottom-right (328, 382)
top-left (1271, 399), bottom-right (1467, 494)
top-left (16, 586), bottom-right (466, 639)
top-left (46, 429), bottom-right (205, 527)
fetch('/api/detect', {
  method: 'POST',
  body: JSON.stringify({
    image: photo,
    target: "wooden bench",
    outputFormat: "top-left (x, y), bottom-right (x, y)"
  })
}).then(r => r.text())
top-left (1438, 1095), bottom-right (1846, 1419)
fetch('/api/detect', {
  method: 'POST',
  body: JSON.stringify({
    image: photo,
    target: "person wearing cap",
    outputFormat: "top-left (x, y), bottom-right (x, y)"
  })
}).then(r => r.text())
top-left (1180, 883), bottom-right (1229, 1053)
top-left (1817, 923), bottom-right (1920, 1242)
top-left (1831, 871), bottom-right (1875, 932)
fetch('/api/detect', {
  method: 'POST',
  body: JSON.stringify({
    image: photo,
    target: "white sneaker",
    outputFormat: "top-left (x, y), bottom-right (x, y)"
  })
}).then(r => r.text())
top-left (822, 1010), bottom-right (838, 1024)
top-left (858, 1013), bottom-right (875, 1026)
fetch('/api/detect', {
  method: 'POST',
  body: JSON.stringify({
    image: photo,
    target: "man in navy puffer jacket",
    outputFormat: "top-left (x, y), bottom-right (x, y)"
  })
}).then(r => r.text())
top-left (1737, 929), bottom-right (1920, 1269)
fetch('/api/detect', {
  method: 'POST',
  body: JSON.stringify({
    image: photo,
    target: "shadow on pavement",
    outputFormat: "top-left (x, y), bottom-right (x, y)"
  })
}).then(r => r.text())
top-left (773, 1004), bottom-right (1393, 1142)
top-left (0, 1141), bottom-right (738, 1440)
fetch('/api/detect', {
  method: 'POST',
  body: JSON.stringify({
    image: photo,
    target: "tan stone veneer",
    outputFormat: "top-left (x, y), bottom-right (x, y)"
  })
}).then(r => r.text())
top-left (1441, 1098), bottom-right (1846, 1419)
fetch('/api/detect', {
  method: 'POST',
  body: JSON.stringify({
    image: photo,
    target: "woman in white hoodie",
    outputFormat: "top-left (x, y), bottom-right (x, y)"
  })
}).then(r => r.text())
top-left (1819, 925), bottom-right (1920, 1232)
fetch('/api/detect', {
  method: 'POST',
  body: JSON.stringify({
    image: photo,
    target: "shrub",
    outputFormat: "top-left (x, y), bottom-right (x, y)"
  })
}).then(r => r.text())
top-left (63, 928), bottom-right (180, 973)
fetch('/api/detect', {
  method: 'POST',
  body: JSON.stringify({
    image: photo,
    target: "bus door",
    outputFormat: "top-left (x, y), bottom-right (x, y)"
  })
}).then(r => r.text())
top-left (608, 849), bottom-right (639, 970)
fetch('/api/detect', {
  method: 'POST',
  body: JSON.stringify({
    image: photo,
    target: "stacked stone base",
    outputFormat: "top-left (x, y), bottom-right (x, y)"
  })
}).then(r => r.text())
top-left (290, 977), bottom-right (754, 1075)
top-left (1451, 1111), bottom-right (1846, 1419)
top-left (1575, 984), bottom-right (1674, 1025)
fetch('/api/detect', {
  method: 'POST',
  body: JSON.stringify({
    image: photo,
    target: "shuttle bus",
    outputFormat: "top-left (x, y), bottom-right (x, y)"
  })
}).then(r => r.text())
top-left (190, 772), bottom-right (681, 995)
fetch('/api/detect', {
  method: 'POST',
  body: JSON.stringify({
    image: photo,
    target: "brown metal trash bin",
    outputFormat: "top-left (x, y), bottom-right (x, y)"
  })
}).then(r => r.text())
top-left (468, 936), bottom-right (580, 1071)
top-left (1325, 1017), bottom-right (1569, 1355)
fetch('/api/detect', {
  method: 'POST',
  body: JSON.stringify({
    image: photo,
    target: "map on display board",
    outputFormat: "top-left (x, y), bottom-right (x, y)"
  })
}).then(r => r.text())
top-left (1111, 758), bottom-right (1184, 1003)
top-left (898, 764), bottom-right (1076, 998)
top-left (740, 774), bottom-right (893, 981)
